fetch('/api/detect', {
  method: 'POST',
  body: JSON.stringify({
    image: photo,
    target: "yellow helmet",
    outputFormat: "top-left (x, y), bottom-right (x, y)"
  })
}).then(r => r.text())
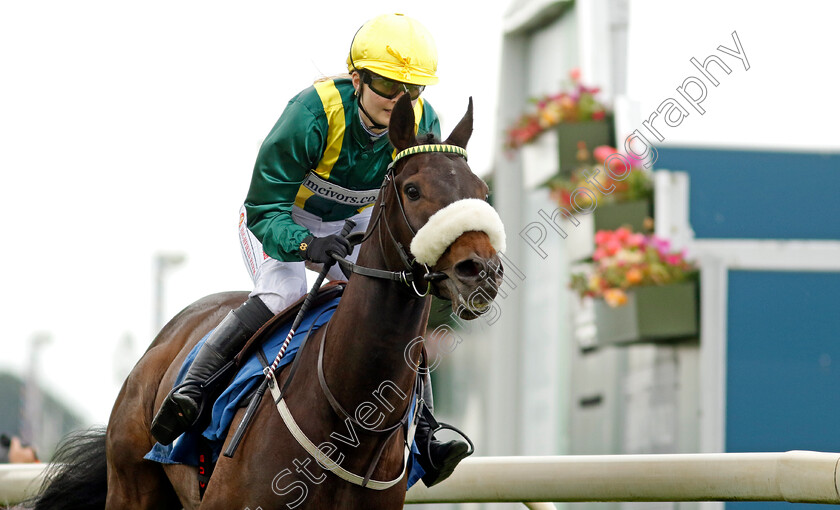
top-left (347, 13), bottom-right (439, 86)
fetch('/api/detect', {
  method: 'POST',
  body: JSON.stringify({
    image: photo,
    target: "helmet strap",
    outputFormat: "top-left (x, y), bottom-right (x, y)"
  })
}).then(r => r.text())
top-left (356, 86), bottom-right (389, 131)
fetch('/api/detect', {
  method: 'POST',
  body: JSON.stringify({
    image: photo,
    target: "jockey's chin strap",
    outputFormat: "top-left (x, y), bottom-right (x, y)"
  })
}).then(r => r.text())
top-left (356, 84), bottom-right (388, 131)
top-left (332, 144), bottom-right (468, 297)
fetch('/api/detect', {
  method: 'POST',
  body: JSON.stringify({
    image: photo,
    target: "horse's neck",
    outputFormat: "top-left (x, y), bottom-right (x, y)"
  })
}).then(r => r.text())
top-left (324, 237), bottom-right (429, 411)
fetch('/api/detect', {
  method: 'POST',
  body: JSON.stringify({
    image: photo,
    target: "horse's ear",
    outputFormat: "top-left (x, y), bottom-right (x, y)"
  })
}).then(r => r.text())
top-left (444, 97), bottom-right (473, 149)
top-left (388, 94), bottom-right (417, 153)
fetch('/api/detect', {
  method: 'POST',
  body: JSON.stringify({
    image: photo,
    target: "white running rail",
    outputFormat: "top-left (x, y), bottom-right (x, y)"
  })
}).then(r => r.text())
top-left (404, 451), bottom-right (840, 505)
top-left (0, 463), bottom-right (48, 506)
top-left (4, 451), bottom-right (840, 508)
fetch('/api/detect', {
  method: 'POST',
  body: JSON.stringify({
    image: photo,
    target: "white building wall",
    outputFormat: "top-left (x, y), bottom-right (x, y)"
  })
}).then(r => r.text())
top-left (485, 3), bottom-right (700, 510)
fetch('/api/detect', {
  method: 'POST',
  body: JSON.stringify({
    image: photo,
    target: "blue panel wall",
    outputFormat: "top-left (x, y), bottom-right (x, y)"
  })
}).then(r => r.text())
top-left (726, 270), bottom-right (840, 510)
top-left (655, 147), bottom-right (840, 240)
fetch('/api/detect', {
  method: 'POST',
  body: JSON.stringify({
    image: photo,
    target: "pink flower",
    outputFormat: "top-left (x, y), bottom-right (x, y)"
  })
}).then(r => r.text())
top-left (595, 230), bottom-right (613, 246)
top-left (570, 68), bottom-right (581, 82)
top-left (648, 236), bottom-right (671, 256)
top-left (625, 152), bottom-right (645, 168)
top-left (592, 247), bottom-right (608, 261)
top-left (614, 227), bottom-right (632, 243)
top-left (605, 239), bottom-right (622, 256)
top-left (593, 145), bottom-right (617, 164)
top-left (665, 253), bottom-right (683, 266)
top-left (628, 233), bottom-right (645, 248)
top-left (606, 155), bottom-right (632, 176)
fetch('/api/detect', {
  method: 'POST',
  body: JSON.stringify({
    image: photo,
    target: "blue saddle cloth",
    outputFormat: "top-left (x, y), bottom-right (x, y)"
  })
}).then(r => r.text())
top-left (144, 295), bottom-right (425, 489)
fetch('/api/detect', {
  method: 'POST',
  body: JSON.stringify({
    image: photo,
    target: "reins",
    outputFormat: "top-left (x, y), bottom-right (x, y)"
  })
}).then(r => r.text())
top-left (225, 143), bottom-right (470, 489)
top-left (333, 143), bottom-right (468, 296)
top-left (266, 318), bottom-right (424, 489)
top-left (314, 320), bottom-right (425, 486)
top-left (271, 143), bottom-right (469, 489)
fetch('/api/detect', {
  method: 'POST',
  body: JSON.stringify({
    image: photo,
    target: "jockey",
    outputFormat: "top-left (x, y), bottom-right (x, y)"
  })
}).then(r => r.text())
top-left (151, 13), bottom-right (470, 487)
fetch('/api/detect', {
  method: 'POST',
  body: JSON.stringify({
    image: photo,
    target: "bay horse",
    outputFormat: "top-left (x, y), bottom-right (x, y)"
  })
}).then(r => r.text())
top-left (30, 93), bottom-right (504, 510)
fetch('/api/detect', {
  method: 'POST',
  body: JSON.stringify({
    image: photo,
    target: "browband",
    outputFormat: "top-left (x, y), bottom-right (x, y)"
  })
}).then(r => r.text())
top-left (389, 144), bottom-right (468, 169)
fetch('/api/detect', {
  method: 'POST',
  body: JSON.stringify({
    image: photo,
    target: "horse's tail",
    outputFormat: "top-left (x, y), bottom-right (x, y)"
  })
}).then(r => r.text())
top-left (28, 426), bottom-right (107, 510)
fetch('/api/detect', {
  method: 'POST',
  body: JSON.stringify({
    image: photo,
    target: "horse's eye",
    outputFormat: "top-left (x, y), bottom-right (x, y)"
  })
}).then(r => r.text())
top-left (404, 184), bottom-right (421, 201)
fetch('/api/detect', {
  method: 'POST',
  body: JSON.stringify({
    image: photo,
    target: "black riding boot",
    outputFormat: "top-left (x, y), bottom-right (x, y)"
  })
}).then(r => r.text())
top-left (150, 297), bottom-right (273, 445)
top-left (414, 373), bottom-right (472, 487)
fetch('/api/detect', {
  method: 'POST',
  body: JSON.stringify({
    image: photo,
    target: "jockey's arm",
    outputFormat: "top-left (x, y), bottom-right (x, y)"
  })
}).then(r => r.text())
top-left (244, 100), bottom-right (326, 262)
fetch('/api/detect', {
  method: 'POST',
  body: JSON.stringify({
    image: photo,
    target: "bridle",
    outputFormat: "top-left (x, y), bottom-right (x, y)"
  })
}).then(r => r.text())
top-left (264, 144), bottom-right (479, 490)
top-left (333, 143), bottom-right (469, 298)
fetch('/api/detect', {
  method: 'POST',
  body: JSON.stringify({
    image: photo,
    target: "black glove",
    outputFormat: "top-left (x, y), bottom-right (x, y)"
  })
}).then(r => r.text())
top-left (298, 234), bottom-right (352, 264)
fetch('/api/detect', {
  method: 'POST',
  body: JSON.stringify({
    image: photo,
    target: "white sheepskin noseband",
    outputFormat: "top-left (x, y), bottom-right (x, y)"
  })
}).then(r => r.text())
top-left (410, 198), bottom-right (506, 266)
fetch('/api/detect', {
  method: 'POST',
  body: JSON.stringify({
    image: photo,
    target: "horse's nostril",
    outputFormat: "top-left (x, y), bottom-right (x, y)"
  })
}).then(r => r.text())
top-left (454, 259), bottom-right (483, 280)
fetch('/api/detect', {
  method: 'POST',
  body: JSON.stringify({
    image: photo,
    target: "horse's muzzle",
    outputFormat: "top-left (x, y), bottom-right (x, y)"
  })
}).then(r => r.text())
top-left (434, 232), bottom-right (503, 320)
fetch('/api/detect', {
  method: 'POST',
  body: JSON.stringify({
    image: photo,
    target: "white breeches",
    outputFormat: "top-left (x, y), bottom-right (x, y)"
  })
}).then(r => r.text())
top-left (238, 205), bottom-right (372, 314)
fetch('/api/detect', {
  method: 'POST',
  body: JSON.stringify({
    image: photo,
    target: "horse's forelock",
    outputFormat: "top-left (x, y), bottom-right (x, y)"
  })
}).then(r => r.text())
top-left (418, 132), bottom-right (439, 144)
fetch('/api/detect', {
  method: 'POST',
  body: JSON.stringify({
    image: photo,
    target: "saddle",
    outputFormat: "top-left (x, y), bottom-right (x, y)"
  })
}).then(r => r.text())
top-left (179, 280), bottom-right (347, 438)
top-left (165, 281), bottom-right (348, 497)
top-left (146, 284), bottom-right (343, 453)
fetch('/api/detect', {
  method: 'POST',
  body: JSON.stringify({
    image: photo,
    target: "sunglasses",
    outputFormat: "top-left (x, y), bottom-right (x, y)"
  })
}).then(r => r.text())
top-left (362, 72), bottom-right (425, 101)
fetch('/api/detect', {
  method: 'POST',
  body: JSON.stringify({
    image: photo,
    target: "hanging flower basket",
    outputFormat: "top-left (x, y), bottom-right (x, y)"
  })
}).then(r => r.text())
top-left (570, 228), bottom-right (700, 346)
top-left (592, 281), bottom-right (699, 345)
top-left (504, 69), bottom-right (611, 162)
top-left (556, 119), bottom-right (615, 177)
top-left (543, 145), bottom-right (653, 223)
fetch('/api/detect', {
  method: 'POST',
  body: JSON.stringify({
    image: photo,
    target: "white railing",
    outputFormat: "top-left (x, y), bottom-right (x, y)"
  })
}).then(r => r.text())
top-left (4, 452), bottom-right (840, 508)
top-left (0, 463), bottom-right (48, 505)
top-left (405, 451), bottom-right (840, 506)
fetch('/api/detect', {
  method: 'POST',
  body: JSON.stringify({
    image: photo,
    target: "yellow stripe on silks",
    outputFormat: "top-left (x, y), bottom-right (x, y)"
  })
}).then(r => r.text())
top-left (295, 81), bottom-right (344, 210)
top-left (413, 98), bottom-right (424, 134)
top-left (294, 186), bottom-right (315, 209)
top-left (313, 80), bottom-right (346, 181)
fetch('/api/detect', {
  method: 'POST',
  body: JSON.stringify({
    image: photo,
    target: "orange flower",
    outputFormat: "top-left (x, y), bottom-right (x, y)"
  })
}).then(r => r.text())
top-left (625, 267), bottom-right (643, 285)
top-left (603, 288), bottom-right (628, 308)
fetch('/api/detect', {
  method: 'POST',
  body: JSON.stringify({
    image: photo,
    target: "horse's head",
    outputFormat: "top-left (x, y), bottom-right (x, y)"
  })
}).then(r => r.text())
top-left (380, 94), bottom-right (505, 320)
